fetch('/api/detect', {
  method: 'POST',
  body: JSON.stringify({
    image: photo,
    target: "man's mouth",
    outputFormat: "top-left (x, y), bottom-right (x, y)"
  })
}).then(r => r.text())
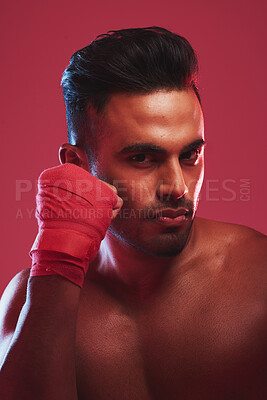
top-left (149, 207), bottom-right (191, 227)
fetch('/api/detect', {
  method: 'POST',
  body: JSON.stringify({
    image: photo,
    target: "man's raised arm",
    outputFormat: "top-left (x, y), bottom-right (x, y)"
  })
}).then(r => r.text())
top-left (0, 163), bottom-right (122, 400)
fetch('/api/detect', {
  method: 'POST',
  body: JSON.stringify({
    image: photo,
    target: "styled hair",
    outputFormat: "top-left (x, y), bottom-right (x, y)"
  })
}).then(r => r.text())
top-left (61, 26), bottom-right (201, 151)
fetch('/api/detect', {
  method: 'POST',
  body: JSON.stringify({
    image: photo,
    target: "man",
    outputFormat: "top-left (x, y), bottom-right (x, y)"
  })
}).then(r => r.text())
top-left (0, 27), bottom-right (266, 400)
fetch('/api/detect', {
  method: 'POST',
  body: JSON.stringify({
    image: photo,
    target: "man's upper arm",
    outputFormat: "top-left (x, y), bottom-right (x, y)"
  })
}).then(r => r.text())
top-left (0, 269), bottom-right (30, 364)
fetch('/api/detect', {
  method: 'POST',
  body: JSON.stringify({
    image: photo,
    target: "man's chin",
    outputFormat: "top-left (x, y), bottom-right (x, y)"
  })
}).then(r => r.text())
top-left (109, 221), bottom-right (193, 258)
top-left (143, 230), bottom-right (192, 257)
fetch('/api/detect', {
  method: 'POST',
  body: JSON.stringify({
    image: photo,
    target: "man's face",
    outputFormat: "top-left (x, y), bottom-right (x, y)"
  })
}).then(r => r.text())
top-left (88, 89), bottom-right (205, 257)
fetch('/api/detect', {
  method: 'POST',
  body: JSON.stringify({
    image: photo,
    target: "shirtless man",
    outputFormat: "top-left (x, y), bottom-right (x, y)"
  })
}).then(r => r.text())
top-left (0, 27), bottom-right (266, 400)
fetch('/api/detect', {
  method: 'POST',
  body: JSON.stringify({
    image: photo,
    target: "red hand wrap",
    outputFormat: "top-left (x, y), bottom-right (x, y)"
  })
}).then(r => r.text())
top-left (29, 163), bottom-right (118, 287)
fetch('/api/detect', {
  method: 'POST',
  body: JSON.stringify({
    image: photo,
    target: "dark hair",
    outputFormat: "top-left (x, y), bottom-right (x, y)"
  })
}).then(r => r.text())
top-left (61, 26), bottom-right (201, 150)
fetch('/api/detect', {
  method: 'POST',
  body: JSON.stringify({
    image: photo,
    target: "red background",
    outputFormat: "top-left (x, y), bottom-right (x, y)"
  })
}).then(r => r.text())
top-left (1, 0), bottom-right (266, 296)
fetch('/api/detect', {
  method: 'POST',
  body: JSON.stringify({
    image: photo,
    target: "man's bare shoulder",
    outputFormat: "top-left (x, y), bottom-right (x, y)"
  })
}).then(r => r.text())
top-left (196, 215), bottom-right (266, 250)
top-left (0, 268), bottom-right (30, 337)
top-left (196, 216), bottom-right (267, 296)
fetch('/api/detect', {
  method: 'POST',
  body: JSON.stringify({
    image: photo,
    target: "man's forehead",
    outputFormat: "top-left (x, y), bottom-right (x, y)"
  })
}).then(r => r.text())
top-left (84, 89), bottom-right (204, 151)
top-left (105, 89), bottom-right (203, 125)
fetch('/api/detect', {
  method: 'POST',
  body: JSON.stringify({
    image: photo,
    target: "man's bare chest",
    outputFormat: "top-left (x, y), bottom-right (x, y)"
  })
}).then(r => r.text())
top-left (75, 275), bottom-right (266, 400)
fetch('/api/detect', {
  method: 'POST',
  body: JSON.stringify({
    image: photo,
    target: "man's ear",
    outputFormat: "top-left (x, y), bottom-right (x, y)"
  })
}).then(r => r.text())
top-left (59, 143), bottom-right (90, 171)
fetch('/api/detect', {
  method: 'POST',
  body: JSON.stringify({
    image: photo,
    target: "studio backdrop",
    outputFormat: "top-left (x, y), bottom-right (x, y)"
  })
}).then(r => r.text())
top-left (1, 0), bottom-right (266, 295)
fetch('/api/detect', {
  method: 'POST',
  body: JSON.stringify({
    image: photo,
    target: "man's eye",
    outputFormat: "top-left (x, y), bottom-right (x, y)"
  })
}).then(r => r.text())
top-left (130, 154), bottom-right (153, 163)
top-left (180, 148), bottom-right (201, 163)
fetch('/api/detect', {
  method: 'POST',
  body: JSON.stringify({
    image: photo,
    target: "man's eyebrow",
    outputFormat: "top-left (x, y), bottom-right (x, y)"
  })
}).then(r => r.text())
top-left (118, 143), bottom-right (167, 155)
top-left (118, 139), bottom-right (206, 155)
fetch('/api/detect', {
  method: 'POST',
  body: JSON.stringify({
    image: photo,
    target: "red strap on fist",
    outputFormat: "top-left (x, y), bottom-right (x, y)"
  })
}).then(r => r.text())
top-left (29, 163), bottom-right (119, 287)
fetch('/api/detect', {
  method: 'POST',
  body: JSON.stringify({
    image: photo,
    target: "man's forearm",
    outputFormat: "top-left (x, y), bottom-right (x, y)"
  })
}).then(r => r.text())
top-left (0, 275), bottom-right (80, 400)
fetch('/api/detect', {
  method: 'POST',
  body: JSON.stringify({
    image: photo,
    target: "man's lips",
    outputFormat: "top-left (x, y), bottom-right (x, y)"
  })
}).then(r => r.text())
top-left (149, 208), bottom-right (191, 227)
top-left (152, 208), bottom-right (190, 219)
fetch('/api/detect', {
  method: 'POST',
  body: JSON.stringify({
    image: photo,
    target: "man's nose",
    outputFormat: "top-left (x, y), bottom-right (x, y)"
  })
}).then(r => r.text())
top-left (156, 158), bottom-right (188, 201)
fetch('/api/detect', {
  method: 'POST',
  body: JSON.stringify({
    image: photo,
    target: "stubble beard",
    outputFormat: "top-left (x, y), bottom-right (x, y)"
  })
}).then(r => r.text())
top-left (109, 205), bottom-right (196, 258)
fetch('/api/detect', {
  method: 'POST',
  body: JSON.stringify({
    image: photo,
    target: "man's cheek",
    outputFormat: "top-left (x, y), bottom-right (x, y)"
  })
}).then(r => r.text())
top-left (114, 180), bottom-right (153, 205)
top-left (186, 172), bottom-right (204, 195)
top-left (129, 180), bottom-right (157, 204)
